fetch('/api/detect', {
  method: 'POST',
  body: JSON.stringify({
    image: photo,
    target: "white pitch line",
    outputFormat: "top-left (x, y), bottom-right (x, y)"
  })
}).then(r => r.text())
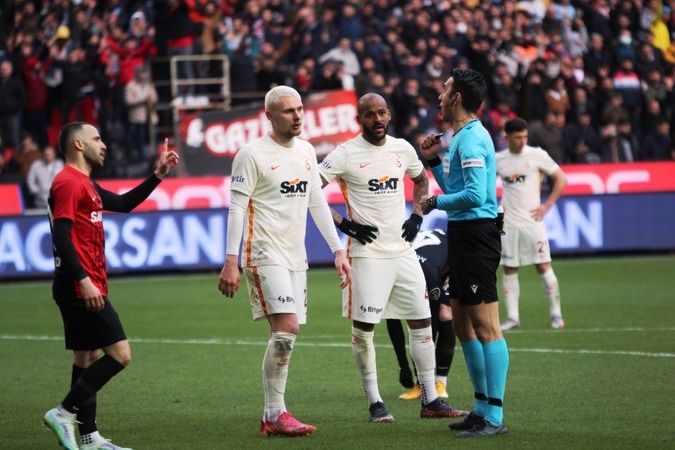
top-left (1, 334), bottom-right (674, 358)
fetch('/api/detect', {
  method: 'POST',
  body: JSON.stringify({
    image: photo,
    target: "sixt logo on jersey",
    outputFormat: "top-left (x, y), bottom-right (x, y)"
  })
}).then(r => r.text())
top-left (368, 176), bottom-right (399, 192)
top-left (503, 174), bottom-right (526, 185)
top-left (280, 178), bottom-right (308, 194)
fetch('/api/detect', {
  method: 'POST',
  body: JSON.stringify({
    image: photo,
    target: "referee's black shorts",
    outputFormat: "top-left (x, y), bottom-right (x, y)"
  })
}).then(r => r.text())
top-left (52, 277), bottom-right (127, 351)
top-left (446, 218), bottom-right (501, 305)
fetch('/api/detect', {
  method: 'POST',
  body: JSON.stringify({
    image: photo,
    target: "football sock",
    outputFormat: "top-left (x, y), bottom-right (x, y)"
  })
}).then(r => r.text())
top-left (435, 319), bottom-right (455, 377)
top-left (483, 338), bottom-right (510, 427)
top-left (385, 319), bottom-right (414, 387)
top-left (540, 268), bottom-right (562, 318)
top-left (460, 338), bottom-right (488, 417)
top-left (262, 331), bottom-right (295, 421)
top-left (351, 326), bottom-right (382, 405)
top-left (80, 431), bottom-right (102, 446)
top-left (503, 273), bottom-right (520, 322)
top-left (408, 326), bottom-right (437, 405)
top-left (61, 355), bottom-right (124, 414)
top-left (71, 364), bottom-right (97, 435)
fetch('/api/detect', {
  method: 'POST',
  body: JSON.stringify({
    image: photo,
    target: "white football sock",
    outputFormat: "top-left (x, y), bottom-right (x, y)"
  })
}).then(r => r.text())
top-left (502, 273), bottom-right (520, 322)
top-left (408, 326), bottom-right (437, 405)
top-left (351, 326), bottom-right (382, 405)
top-left (541, 268), bottom-right (562, 318)
top-left (262, 331), bottom-right (296, 421)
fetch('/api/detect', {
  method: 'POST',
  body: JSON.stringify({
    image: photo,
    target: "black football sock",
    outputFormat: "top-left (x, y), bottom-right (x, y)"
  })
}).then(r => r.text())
top-left (71, 364), bottom-right (98, 435)
top-left (386, 319), bottom-right (414, 388)
top-left (435, 320), bottom-right (455, 377)
top-left (62, 355), bottom-right (124, 413)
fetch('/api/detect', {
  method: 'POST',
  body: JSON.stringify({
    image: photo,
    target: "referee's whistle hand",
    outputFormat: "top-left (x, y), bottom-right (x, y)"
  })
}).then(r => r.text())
top-left (419, 133), bottom-right (442, 160)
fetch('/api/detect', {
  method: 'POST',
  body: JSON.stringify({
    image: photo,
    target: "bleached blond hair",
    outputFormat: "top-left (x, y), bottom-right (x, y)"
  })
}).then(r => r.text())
top-left (264, 85), bottom-right (302, 111)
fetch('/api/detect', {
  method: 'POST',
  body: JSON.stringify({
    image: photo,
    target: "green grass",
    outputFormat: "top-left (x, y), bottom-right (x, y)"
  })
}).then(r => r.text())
top-left (1, 255), bottom-right (675, 449)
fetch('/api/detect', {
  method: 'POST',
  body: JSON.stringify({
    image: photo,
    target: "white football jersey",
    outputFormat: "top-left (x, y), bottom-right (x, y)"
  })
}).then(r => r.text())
top-left (230, 134), bottom-right (325, 270)
top-left (319, 134), bottom-right (425, 258)
top-left (496, 145), bottom-right (560, 227)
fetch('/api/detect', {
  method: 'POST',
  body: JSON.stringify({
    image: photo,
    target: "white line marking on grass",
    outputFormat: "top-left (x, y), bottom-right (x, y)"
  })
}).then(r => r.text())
top-left (504, 326), bottom-right (675, 334)
top-left (2, 334), bottom-right (674, 358)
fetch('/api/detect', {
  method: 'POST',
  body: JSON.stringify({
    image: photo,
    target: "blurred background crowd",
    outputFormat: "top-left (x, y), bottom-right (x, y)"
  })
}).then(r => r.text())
top-left (1, 0), bottom-right (674, 207)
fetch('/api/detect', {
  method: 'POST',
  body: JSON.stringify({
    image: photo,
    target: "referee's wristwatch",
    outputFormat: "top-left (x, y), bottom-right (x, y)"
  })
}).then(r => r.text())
top-left (423, 195), bottom-right (438, 214)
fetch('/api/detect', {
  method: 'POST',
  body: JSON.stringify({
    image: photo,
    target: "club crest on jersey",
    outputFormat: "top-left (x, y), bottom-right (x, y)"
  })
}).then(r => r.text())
top-left (368, 176), bottom-right (399, 193)
top-left (90, 210), bottom-right (103, 223)
top-left (503, 174), bottom-right (526, 185)
top-left (305, 158), bottom-right (311, 170)
top-left (394, 153), bottom-right (401, 168)
top-left (280, 178), bottom-right (308, 196)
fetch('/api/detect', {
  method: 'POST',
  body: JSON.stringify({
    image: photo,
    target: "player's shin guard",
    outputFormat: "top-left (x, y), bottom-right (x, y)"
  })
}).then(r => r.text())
top-left (352, 326), bottom-right (382, 405)
top-left (71, 365), bottom-right (97, 435)
top-left (435, 320), bottom-right (455, 377)
top-left (262, 331), bottom-right (296, 421)
top-left (460, 339), bottom-right (488, 417)
top-left (408, 326), bottom-right (437, 405)
top-left (540, 268), bottom-right (562, 318)
top-left (502, 273), bottom-right (520, 322)
top-left (483, 339), bottom-right (509, 427)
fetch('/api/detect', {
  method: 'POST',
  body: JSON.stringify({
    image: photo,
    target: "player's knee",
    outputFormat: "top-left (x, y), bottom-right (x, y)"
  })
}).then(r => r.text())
top-left (438, 305), bottom-right (452, 321)
top-left (353, 320), bottom-right (374, 332)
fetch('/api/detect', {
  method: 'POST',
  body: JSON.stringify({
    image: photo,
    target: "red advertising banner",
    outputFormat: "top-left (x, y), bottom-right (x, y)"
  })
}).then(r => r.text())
top-left (179, 90), bottom-right (360, 175)
top-left (0, 184), bottom-right (23, 215)
top-left (3, 162), bottom-right (674, 216)
top-left (430, 161), bottom-right (675, 199)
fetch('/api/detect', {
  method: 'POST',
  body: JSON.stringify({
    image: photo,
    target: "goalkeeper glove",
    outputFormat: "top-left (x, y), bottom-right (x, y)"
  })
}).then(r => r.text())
top-left (401, 213), bottom-right (423, 242)
top-left (337, 218), bottom-right (378, 245)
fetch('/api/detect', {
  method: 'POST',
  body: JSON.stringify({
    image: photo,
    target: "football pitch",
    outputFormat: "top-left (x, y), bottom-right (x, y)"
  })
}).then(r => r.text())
top-left (1, 255), bottom-right (674, 449)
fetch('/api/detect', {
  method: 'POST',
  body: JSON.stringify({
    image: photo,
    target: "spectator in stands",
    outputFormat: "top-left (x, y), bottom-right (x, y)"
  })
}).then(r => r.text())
top-left (19, 43), bottom-right (49, 147)
top-left (530, 111), bottom-right (566, 164)
top-left (16, 134), bottom-right (41, 180)
top-left (613, 58), bottom-right (643, 123)
top-left (26, 144), bottom-right (64, 209)
top-left (642, 118), bottom-right (674, 161)
top-left (319, 37), bottom-right (360, 77)
top-left (124, 65), bottom-right (158, 162)
top-left (0, 59), bottom-right (26, 155)
top-left (602, 120), bottom-right (640, 162)
top-left (563, 111), bottom-right (603, 164)
top-left (545, 76), bottom-right (571, 116)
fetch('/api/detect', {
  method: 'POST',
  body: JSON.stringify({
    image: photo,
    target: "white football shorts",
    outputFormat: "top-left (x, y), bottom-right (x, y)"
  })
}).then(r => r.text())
top-left (243, 265), bottom-right (308, 324)
top-left (343, 253), bottom-right (430, 324)
top-left (500, 222), bottom-right (552, 267)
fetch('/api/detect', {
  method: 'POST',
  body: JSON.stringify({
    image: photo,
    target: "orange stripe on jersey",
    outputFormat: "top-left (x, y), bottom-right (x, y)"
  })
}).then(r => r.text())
top-left (339, 179), bottom-right (353, 258)
top-left (245, 200), bottom-right (255, 267)
top-left (347, 257), bottom-right (353, 319)
top-left (252, 266), bottom-right (268, 315)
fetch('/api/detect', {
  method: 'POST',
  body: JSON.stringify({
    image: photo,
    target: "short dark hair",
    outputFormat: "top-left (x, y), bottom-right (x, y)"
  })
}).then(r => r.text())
top-left (57, 121), bottom-right (87, 156)
top-left (504, 118), bottom-right (528, 134)
top-left (450, 68), bottom-right (486, 113)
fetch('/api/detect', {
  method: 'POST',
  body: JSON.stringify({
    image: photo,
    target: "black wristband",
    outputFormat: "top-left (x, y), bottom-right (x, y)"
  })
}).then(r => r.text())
top-left (426, 156), bottom-right (442, 168)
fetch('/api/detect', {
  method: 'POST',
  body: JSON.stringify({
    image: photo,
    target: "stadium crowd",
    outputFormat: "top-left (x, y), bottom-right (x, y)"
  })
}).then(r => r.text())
top-left (1, 0), bottom-right (674, 202)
